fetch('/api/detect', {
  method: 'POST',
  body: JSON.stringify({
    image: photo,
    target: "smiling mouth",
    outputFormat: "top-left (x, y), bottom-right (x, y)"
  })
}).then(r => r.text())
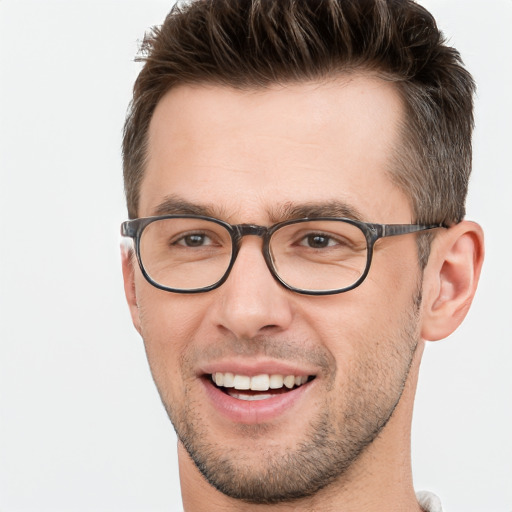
top-left (210, 372), bottom-right (314, 401)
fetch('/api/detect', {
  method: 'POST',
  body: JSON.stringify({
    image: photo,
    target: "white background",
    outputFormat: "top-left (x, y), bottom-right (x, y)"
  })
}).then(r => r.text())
top-left (0, 1), bottom-right (511, 511)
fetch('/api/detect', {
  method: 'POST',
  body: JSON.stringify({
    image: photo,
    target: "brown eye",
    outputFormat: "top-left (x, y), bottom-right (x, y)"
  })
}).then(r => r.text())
top-left (305, 234), bottom-right (330, 248)
top-left (184, 234), bottom-right (206, 246)
top-left (299, 233), bottom-right (338, 249)
top-left (173, 233), bottom-right (213, 247)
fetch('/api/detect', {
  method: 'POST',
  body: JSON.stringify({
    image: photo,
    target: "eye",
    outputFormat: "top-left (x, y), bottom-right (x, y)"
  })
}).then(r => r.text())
top-left (174, 233), bottom-right (214, 247)
top-left (299, 233), bottom-right (338, 249)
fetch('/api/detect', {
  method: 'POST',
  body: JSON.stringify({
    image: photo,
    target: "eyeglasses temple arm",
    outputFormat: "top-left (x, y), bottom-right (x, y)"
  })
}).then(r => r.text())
top-left (378, 223), bottom-right (447, 238)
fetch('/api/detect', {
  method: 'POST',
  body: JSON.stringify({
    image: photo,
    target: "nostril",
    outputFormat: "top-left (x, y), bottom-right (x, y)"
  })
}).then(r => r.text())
top-left (260, 324), bottom-right (280, 332)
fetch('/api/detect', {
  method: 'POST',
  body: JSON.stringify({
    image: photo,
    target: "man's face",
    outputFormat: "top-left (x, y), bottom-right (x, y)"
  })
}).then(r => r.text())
top-left (126, 76), bottom-right (424, 503)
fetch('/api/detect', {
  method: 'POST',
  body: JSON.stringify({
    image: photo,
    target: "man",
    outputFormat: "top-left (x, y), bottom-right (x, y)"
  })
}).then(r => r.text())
top-left (120, 1), bottom-right (484, 510)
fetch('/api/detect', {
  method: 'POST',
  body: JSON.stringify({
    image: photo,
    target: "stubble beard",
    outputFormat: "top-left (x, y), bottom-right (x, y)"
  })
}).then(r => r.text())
top-left (153, 290), bottom-right (422, 505)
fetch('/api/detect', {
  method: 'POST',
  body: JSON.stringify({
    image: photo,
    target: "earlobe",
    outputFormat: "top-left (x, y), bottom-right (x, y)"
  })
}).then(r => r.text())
top-left (421, 221), bottom-right (484, 341)
top-left (121, 246), bottom-right (142, 335)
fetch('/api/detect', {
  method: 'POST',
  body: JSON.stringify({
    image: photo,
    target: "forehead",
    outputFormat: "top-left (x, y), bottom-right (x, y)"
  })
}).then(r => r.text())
top-left (140, 76), bottom-right (410, 223)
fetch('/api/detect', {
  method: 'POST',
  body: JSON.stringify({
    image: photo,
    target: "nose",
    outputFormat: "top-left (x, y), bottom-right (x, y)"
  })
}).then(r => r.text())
top-left (212, 237), bottom-right (294, 339)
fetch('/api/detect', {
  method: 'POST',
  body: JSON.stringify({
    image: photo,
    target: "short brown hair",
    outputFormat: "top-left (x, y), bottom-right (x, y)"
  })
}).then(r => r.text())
top-left (123, 0), bottom-right (475, 255)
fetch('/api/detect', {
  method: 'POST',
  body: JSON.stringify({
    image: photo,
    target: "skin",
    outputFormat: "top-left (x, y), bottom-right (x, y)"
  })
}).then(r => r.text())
top-left (122, 76), bottom-right (484, 511)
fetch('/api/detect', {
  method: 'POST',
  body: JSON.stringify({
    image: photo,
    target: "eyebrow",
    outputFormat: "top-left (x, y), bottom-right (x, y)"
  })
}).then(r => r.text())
top-left (152, 195), bottom-right (366, 224)
top-left (269, 201), bottom-right (365, 223)
top-left (152, 195), bottom-right (227, 218)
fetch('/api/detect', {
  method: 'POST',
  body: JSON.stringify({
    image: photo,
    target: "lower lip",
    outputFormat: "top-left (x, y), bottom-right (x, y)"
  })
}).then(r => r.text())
top-left (201, 377), bottom-right (312, 424)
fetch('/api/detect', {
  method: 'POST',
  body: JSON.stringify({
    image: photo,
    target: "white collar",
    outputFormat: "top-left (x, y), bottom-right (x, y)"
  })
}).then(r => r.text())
top-left (416, 490), bottom-right (443, 512)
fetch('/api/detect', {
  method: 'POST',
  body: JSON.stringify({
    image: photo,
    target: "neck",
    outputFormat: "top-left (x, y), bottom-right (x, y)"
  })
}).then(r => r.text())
top-left (179, 343), bottom-right (425, 512)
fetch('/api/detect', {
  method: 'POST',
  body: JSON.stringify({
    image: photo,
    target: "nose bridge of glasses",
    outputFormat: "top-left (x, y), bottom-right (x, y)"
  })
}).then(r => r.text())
top-left (234, 224), bottom-right (269, 240)
top-left (231, 224), bottom-right (273, 274)
top-left (228, 223), bottom-right (276, 285)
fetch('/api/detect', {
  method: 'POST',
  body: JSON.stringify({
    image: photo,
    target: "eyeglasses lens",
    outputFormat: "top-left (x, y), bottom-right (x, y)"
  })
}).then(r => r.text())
top-left (140, 218), bottom-right (232, 290)
top-left (269, 220), bottom-right (368, 292)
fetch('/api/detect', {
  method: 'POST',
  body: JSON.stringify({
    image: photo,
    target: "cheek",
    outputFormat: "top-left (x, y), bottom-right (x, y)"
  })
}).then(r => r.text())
top-left (302, 259), bottom-right (421, 376)
top-left (135, 286), bottom-right (209, 387)
top-left (308, 294), bottom-right (420, 425)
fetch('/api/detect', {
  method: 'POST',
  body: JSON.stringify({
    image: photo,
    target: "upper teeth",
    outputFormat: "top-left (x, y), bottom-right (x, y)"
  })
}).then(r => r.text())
top-left (211, 373), bottom-right (309, 391)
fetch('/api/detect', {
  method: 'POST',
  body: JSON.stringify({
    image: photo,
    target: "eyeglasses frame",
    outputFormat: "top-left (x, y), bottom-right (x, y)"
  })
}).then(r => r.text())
top-left (121, 215), bottom-right (446, 296)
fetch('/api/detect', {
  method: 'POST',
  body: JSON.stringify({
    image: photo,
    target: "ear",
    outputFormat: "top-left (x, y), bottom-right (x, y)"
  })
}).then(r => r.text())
top-left (421, 221), bottom-right (484, 341)
top-left (121, 244), bottom-right (142, 335)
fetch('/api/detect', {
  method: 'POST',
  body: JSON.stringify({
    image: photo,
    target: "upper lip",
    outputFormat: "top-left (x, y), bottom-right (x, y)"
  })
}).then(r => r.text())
top-left (198, 358), bottom-right (317, 378)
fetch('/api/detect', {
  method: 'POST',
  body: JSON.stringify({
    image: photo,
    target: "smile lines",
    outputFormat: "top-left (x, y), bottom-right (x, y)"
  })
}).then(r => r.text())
top-left (211, 372), bottom-right (310, 391)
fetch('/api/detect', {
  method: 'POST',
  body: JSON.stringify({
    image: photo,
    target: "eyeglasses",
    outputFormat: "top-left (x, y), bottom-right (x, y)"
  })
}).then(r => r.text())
top-left (121, 215), bottom-right (445, 295)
